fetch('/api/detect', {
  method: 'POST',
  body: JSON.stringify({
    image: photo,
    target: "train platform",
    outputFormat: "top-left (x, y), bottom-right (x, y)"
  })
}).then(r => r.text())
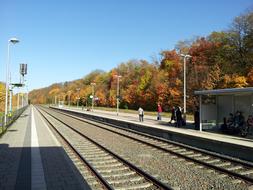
top-left (0, 106), bottom-right (90, 190)
top-left (55, 106), bottom-right (253, 162)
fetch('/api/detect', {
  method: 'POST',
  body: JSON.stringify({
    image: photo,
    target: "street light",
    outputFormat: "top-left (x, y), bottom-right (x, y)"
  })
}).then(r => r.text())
top-left (180, 54), bottom-right (192, 121)
top-left (4, 37), bottom-right (19, 125)
top-left (90, 83), bottom-right (96, 111)
top-left (115, 75), bottom-right (122, 116)
top-left (68, 91), bottom-right (71, 107)
top-left (76, 88), bottom-right (80, 108)
top-left (55, 95), bottom-right (57, 105)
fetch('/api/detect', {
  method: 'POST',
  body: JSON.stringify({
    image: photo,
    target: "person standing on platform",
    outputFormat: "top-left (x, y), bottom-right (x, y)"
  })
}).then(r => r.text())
top-left (176, 106), bottom-right (182, 127)
top-left (138, 107), bottom-right (144, 122)
top-left (169, 106), bottom-right (176, 123)
top-left (157, 103), bottom-right (162, 120)
top-left (194, 106), bottom-right (200, 130)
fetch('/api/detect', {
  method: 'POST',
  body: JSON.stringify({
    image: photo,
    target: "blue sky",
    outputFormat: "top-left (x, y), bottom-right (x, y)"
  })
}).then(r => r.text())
top-left (0, 0), bottom-right (252, 91)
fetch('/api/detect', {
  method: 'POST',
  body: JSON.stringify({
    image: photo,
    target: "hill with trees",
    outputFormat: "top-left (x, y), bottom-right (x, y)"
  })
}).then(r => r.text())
top-left (29, 11), bottom-right (253, 112)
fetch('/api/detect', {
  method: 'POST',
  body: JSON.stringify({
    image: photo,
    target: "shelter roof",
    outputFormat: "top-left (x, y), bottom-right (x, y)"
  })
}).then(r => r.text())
top-left (194, 87), bottom-right (253, 95)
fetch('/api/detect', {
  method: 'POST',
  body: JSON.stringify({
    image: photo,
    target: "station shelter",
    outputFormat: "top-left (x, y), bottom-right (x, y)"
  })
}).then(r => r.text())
top-left (194, 87), bottom-right (253, 131)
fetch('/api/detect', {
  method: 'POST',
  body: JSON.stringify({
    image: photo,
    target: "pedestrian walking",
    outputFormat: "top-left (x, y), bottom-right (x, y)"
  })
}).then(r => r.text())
top-left (194, 106), bottom-right (200, 130)
top-left (169, 106), bottom-right (176, 123)
top-left (175, 106), bottom-right (183, 127)
top-left (138, 107), bottom-right (144, 122)
top-left (157, 103), bottom-right (162, 120)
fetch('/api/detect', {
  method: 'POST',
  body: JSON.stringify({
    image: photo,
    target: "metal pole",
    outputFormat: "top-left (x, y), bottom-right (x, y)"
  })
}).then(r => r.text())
top-left (68, 93), bottom-right (70, 107)
top-left (76, 88), bottom-right (80, 109)
top-left (92, 85), bottom-right (94, 111)
top-left (116, 76), bottom-right (120, 116)
top-left (183, 56), bottom-right (186, 120)
top-left (199, 95), bottom-right (202, 131)
top-left (17, 92), bottom-right (20, 109)
top-left (9, 88), bottom-right (12, 112)
top-left (21, 75), bottom-right (24, 108)
top-left (21, 93), bottom-right (24, 107)
top-left (4, 42), bottom-right (10, 125)
top-left (26, 92), bottom-right (29, 106)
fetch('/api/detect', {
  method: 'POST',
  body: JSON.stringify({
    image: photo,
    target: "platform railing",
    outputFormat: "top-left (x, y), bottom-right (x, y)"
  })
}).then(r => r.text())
top-left (0, 105), bottom-right (28, 135)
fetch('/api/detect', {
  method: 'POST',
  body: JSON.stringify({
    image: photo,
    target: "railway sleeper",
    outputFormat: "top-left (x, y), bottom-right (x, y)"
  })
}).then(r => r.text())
top-left (115, 182), bottom-right (154, 190)
top-left (187, 153), bottom-right (202, 158)
top-left (102, 171), bottom-right (136, 178)
top-left (78, 147), bottom-right (100, 151)
top-left (167, 146), bottom-right (181, 151)
top-left (195, 156), bottom-right (210, 161)
top-left (214, 162), bottom-right (231, 167)
top-left (85, 156), bottom-right (113, 161)
top-left (180, 151), bottom-right (195, 155)
top-left (206, 159), bottom-right (220, 164)
top-left (81, 150), bottom-right (105, 155)
top-left (93, 162), bottom-right (123, 168)
top-left (91, 159), bottom-right (118, 165)
top-left (173, 148), bottom-right (187, 153)
top-left (240, 169), bottom-right (253, 175)
top-left (226, 165), bottom-right (243, 171)
top-left (84, 152), bottom-right (109, 157)
top-left (97, 166), bottom-right (129, 173)
top-left (108, 176), bottom-right (144, 185)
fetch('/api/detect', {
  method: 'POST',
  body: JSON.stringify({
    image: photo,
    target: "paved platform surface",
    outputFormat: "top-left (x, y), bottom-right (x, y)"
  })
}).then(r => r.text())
top-left (0, 106), bottom-right (90, 190)
top-left (60, 106), bottom-right (253, 150)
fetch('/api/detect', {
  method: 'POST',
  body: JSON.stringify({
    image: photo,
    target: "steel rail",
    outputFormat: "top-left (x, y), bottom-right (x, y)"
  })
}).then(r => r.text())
top-left (37, 106), bottom-right (173, 190)
top-left (50, 106), bottom-right (253, 167)
top-left (36, 106), bottom-right (113, 190)
top-left (48, 106), bottom-right (253, 184)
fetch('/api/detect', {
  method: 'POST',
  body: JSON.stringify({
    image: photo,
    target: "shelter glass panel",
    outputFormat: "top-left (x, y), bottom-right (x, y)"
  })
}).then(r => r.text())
top-left (217, 95), bottom-right (233, 124)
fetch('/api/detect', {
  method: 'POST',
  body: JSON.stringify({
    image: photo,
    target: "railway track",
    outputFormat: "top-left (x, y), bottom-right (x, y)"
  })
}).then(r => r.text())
top-left (36, 106), bottom-right (173, 190)
top-left (45, 106), bottom-right (253, 186)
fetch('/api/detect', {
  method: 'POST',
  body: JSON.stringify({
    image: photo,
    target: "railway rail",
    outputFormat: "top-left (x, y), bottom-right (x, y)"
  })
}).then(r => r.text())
top-left (36, 106), bottom-right (173, 190)
top-left (45, 106), bottom-right (253, 186)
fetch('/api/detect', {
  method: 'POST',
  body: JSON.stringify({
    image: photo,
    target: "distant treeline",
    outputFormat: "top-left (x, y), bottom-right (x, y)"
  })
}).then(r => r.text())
top-left (29, 11), bottom-right (253, 112)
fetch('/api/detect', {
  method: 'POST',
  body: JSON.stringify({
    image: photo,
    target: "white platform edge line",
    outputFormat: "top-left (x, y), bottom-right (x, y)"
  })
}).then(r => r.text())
top-left (31, 106), bottom-right (47, 190)
top-left (34, 106), bottom-right (61, 146)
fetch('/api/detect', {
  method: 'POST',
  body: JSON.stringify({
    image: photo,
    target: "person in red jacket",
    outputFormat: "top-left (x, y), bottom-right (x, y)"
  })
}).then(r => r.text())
top-left (157, 103), bottom-right (162, 120)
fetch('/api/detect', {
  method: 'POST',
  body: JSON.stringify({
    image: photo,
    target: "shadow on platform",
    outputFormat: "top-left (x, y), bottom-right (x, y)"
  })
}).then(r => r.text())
top-left (0, 143), bottom-right (91, 190)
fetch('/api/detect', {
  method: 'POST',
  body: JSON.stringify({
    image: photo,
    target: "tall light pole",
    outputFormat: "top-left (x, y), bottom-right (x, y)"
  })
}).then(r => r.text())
top-left (76, 88), bottom-right (80, 108)
top-left (17, 90), bottom-right (20, 110)
top-left (90, 83), bottom-right (96, 111)
top-left (68, 90), bottom-right (71, 107)
top-left (9, 87), bottom-right (13, 112)
top-left (55, 95), bottom-right (57, 105)
top-left (19, 63), bottom-right (27, 108)
top-left (180, 54), bottom-right (192, 121)
top-left (115, 75), bottom-right (122, 116)
top-left (4, 37), bottom-right (19, 125)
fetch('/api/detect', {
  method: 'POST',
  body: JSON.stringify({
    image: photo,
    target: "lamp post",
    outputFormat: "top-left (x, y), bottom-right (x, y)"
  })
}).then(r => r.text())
top-left (17, 91), bottom-right (20, 110)
top-left (115, 75), bottom-right (122, 116)
top-left (19, 63), bottom-right (27, 108)
top-left (55, 95), bottom-right (57, 105)
top-left (9, 87), bottom-right (13, 112)
top-left (4, 37), bottom-right (19, 125)
top-left (68, 91), bottom-right (71, 107)
top-left (76, 88), bottom-right (80, 108)
top-left (180, 54), bottom-right (192, 121)
top-left (90, 83), bottom-right (96, 111)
